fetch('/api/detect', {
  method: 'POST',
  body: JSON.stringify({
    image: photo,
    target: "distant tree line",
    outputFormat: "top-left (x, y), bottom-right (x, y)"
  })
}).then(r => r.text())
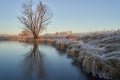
top-left (55, 31), bottom-right (72, 35)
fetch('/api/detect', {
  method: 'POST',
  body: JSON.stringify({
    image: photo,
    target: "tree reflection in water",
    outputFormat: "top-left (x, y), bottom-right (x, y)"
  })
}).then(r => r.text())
top-left (22, 42), bottom-right (45, 80)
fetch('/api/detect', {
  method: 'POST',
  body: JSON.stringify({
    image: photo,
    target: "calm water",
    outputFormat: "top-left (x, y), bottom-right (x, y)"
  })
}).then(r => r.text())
top-left (0, 41), bottom-right (89, 80)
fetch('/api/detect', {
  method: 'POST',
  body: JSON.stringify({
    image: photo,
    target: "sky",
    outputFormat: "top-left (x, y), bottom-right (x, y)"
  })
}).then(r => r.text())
top-left (0, 0), bottom-right (120, 34)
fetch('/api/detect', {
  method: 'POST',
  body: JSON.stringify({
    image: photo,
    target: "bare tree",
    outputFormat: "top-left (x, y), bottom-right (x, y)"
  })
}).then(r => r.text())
top-left (18, 0), bottom-right (52, 39)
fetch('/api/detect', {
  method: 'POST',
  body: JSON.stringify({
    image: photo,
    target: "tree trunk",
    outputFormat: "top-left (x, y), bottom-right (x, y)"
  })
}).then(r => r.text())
top-left (33, 34), bottom-right (38, 39)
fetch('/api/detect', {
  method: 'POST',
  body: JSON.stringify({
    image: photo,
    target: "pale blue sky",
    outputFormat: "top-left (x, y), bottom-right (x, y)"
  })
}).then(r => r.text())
top-left (0, 0), bottom-right (120, 34)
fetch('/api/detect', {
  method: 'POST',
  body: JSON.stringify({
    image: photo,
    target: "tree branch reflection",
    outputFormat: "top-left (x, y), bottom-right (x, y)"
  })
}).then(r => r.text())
top-left (22, 43), bottom-right (45, 80)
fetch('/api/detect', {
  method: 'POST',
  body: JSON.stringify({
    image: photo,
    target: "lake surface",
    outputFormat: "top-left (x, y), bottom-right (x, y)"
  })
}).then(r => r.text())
top-left (0, 41), bottom-right (89, 80)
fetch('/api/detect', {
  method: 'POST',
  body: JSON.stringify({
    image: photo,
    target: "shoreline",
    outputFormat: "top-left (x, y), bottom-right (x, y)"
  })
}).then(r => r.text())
top-left (0, 30), bottom-right (120, 80)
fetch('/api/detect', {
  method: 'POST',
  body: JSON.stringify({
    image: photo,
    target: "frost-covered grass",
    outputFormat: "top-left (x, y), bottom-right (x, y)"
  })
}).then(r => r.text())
top-left (44, 30), bottom-right (120, 80)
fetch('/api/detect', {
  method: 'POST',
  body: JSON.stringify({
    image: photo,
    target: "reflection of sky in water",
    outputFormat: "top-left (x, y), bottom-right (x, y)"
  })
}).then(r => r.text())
top-left (0, 41), bottom-right (88, 80)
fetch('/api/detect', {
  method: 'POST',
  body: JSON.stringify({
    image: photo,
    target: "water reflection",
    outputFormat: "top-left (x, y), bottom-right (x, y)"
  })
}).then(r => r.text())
top-left (0, 41), bottom-right (89, 80)
top-left (22, 43), bottom-right (45, 80)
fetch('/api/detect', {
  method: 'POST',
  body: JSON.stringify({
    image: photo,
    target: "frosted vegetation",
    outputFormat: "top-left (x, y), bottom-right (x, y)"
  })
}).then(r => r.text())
top-left (53, 30), bottom-right (120, 80)
top-left (0, 30), bottom-right (120, 80)
top-left (55, 30), bottom-right (120, 80)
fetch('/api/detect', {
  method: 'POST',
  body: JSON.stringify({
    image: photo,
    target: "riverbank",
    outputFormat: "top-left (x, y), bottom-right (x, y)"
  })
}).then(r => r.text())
top-left (0, 30), bottom-right (120, 80)
top-left (52, 30), bottom-right (120, 80)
